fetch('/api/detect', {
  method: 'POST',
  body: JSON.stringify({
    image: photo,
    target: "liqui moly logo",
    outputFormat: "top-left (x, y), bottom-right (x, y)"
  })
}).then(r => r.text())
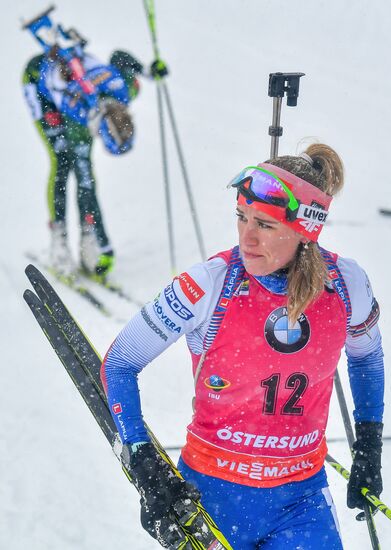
top-left (176, 272), bottom-right (205, 304)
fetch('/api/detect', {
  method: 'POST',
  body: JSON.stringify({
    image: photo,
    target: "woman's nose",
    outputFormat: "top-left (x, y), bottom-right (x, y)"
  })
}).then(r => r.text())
top-left (243, 224), bottom-right (258, 245)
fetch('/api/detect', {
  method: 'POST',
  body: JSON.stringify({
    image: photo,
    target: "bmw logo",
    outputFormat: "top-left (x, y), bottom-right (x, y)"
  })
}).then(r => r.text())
top-left (264, 307), bottom-right (310, 353)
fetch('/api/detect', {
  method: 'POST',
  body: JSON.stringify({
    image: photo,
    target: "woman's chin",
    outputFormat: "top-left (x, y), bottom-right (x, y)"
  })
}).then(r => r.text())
top-left (244, 261), bottom-right (270, 277)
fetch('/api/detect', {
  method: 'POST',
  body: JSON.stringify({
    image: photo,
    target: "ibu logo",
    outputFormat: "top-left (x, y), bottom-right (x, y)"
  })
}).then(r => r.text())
top-left (204, 374), bottom-right (231, 392)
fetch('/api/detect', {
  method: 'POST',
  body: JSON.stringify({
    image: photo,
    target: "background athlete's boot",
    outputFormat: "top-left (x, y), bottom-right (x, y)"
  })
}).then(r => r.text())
top-left (95, 249), bottom-right (115, 281)
top-left (80, 222), bottom-right (114, 282)
top-left (49, 221), bottom-right (77, 279)
top-left (80, 222), bottom-right (100, 275)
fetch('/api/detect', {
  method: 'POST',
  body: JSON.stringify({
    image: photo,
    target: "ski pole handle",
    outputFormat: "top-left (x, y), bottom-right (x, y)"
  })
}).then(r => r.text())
top-left (143, 0), bottom-right (160, 59)
top-left (326, 453), bottom-right (391, 520)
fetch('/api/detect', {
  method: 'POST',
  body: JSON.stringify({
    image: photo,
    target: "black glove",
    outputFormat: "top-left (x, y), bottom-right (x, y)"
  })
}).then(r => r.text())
top-left (347, 422), bottom-right (383, 515)
top-left (110, 50), bottom-right (144, 78)
top-left (150, 59), bottom-right (169, 79)
top-left (122, 442), bottom-right (201, 548)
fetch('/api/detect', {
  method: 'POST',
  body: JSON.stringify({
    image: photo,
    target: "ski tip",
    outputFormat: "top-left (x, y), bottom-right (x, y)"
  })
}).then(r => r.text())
top-left (23, 288), bottom-right (38, 305)
top-left (23, 289), bottom-right (31, 301)
top-left (25, 264), bottom-right (39, 285)
top-left (25, 263), bottom-right (42, 280)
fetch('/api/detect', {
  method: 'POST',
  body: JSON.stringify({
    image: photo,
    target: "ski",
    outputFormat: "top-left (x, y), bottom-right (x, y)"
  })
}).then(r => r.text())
top-left (25, 253), bottom-right (112, 316)
top-left (24, 265), bottom-right (232, 550)
top-left (23, 289), bottom-right (118, 442)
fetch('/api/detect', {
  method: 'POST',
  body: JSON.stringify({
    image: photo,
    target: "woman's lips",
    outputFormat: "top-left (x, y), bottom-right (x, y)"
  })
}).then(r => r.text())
top-left (243, 251), bottom-right (263, 260)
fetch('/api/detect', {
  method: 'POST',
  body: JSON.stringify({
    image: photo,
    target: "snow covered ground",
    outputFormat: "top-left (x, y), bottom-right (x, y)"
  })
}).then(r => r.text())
top-left (1, 1), bottom-right (391, 548)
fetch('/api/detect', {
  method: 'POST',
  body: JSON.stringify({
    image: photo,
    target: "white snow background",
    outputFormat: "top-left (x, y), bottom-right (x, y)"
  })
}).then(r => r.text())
top-left (1, 1), bottom-right (391, 548)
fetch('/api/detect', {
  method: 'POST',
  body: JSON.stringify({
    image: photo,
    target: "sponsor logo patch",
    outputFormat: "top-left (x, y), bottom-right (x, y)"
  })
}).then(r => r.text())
top-left (141, 307), bottom-right (168, 341)
top-left (216, 427), bottom-right (319, 449)
top-left (328, 269), bottom-right (339, 280)
top-left (297, 201), bottom-right (328, 234)
top-left (204, 374), bottom-right (231, 392)
top-left (176, 272), bottom-right (205, 304)
top-left (234, 278), bottom-right (250, 296)
top-left (215, 456), bottom-right (314, 480)
top-left (153, 299), bottom-right (181, 333)
top-left (217, 265), bottom-right (242, 311)
top-left (218, 298), bottom-right (230, 309)
top-left (264, 306), bottom-right (310, 353)
top-left (112, 403), bottom-right (122, 414)
top-left (164, 284), bottom-right (194, 320)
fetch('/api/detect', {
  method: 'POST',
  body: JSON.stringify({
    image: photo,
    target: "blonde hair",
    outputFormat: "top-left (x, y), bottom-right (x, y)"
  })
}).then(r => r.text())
top-left (266, 143), bottom-right (344, 322)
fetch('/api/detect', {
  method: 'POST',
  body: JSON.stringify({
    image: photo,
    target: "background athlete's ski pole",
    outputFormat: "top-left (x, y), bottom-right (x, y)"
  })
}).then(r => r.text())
top-left (143, 0), bottom-right (206, 273)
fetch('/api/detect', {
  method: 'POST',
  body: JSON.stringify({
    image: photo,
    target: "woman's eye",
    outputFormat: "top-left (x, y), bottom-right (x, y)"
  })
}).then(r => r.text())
top-left (236, 213), bottom-right (246, 222)
top-left (258, 221), bottom-right (272, 229)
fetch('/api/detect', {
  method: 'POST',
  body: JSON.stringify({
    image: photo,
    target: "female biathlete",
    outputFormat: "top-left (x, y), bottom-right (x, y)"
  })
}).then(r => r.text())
top-left (101, 144), bottom-right (384, 549)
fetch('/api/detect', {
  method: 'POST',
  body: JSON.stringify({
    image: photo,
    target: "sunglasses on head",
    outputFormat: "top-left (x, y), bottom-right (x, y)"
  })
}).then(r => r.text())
top-left (229, 166), bottom-right (300, 221)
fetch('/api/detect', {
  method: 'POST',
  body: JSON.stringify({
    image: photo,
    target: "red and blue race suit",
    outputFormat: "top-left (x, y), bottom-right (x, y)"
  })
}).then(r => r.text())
top-left (101, 246), bottom-right (384, 548)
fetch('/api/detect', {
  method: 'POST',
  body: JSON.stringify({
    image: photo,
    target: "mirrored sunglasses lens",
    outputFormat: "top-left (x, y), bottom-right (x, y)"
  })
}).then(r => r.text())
top-left (250, 171), bottom-right (288, 206)
top-left (251, 171), bottom-right (283, 196)
top-left (229, 169), bottom-right (252, 188)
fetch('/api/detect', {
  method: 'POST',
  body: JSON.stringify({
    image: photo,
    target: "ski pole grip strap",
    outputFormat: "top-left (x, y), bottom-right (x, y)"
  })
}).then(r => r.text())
top-left (354, 422), bottom-right (383, 451)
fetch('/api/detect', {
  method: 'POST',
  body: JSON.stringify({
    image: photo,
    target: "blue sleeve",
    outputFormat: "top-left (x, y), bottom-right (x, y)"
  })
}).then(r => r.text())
top-left (36, 58), bottom-right (55, 105)
top-left (347, 346), bottom-right (384, 423)
top-left (103, 348), bottom-right (149, 445)
top-left (101, 259), bottom-right (227, 446)
top-left (88, 65), bottom-right (130, 104)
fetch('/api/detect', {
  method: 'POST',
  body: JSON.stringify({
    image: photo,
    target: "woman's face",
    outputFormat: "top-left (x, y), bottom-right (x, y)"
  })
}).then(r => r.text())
top-left (237, 204), bottom-right (304, 276)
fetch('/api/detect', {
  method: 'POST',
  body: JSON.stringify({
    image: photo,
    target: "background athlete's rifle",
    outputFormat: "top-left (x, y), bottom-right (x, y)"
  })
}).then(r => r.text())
top-left (22, 5), bottom-right (97, 107)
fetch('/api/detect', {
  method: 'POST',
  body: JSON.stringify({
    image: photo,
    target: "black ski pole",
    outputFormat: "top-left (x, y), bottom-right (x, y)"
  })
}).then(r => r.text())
top-left (143, 0), bottom-right (206, 267)
top-left (161, 82), bottom-right (206, 260)
top-left (142, 0), bottom-right (176, 273)
top-left (326, 453), bottom-right (391, 522)
top-left (268, 72), bottom-right (304, 159)
top-left (334, 369), bottom-right (380, 549)
top-left (157, 82), bottom-right (177, 274)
